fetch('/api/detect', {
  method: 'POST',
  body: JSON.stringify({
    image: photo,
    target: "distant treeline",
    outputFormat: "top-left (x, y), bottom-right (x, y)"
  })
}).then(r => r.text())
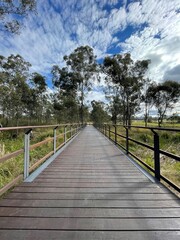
top-left (0, 46), bottom-right (180, 127)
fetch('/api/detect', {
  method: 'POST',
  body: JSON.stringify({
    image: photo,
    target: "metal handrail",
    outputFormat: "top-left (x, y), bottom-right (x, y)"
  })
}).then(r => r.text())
top-left (0, 123), bottom-right (80, 131)
top-left (0, 123), bottom-right (85, 195)
top-left (95, 123), bottom-right (180, 192)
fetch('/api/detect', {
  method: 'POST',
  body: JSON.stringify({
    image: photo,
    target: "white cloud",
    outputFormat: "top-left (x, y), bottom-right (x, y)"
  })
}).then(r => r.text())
top-left (121, 0), bottom-right (180, 82)
top-left (0, 0), bottom-right (179, 107)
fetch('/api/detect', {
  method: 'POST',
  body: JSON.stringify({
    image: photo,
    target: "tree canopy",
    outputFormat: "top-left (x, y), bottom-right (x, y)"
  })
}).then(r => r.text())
top-left (52, 45), bottom-right (97, 124)
top-left (103, 53), bottom-right (150, 125)
top-left (0, 46), bottom-right (179, 127)
top-left (146, 80), bottom-right (180, 127)
top-left (0, 0), bottom-right (36, 33)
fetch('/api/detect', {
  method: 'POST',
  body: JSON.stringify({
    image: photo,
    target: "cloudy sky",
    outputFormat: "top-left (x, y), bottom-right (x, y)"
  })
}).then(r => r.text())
top-left (0, 0), bottom-right (180, 114)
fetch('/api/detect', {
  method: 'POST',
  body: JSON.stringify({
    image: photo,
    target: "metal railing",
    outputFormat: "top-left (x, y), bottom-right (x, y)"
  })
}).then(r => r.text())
top-left (96, 124), bottom-right (180, 192)
top-left (0, 123), bottom-right (85, 195)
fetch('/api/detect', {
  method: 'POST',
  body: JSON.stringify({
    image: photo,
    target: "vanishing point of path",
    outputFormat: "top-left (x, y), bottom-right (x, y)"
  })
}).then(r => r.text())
top-left (0, 126), bottom-right (179, 239)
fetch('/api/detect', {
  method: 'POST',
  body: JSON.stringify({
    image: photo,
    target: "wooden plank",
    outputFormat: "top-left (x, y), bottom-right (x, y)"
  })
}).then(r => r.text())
top-left (0, 126), bottom-right (179, 239)
top-left (0, 230), bottom-right (179, 240)
top-left (0, 217), bottom-right (180, 230)
top-left (12, 186), bottom-right (169, 193)
top-left (35, 175), bottom-right (147, 179)
top-left (0, 199), bottom-right (179, 208)
top-left (19, 182), bottom-right (157, 188)
top-left (0, 207), bottom-right (179, 218)
top-left (45, 166), bottom-right (137, 169)
top-left (4, 192), bottom-right (177, 200)
top-left (34, 178), bottom-right (149, 183)
top-left (43, 169), bottom-right (140, 172)
top-left (0, 149), bottom-right (23, 164)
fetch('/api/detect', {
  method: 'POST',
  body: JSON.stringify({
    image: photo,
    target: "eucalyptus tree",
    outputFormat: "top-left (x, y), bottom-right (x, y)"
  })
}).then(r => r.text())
top-left (141, 79), bottom-right (155, 127)
top-left (103, 53), bottom-right (150, 125)
top-left (0, 54), bottom-right (31, 126)
top-left (52, 65), bottom-right (79, 122)
top-left (53, 90), bottom-right (79, 123)
top-left (0, 54), bottom-right (49, 125)
top-left (147, 80), bottom-right (180, 127)
top-left (90, 100), bottom-right (110, 124)
top-left (28, 72), bottom-right (47, 123)
top-left (52, 45), bottom-right (97, 124)
top-left (0, 0), bottom-right (36, 33)
top-left (103, 82), bottom-right (123, 124)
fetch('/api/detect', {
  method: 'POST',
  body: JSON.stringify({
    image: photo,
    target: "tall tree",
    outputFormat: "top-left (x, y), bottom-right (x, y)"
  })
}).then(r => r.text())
top-left (53, 91), bottom-right (79, 123)
top-left (141, 79), bottom-right (155, 127)
top-left (147, 80), bottom-right (180, 127)
top-left (0, 0), bottom-right (36, 33)
top-left (52, 65), bottom-right (79, 122)
top-left (0, 54), bottom-right (50, 126)
top-left (64, 46), bottom-right (97, 124)
top-left (0, 54), bottom-right (31, 126)
top-left (52, 45), bottom-right (97, 124)
top-left (27, 72), bottom-right (47, 123)
top-left (90, 100), bottom-right (110, 124)
top-left (104, 81), bottom-right (123, 124)
top-left (103, 53), bottom-right (150, 125)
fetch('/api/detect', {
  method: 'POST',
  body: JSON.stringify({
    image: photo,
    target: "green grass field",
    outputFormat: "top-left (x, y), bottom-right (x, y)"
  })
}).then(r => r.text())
top-left (0, 127), bottom-right (65, 189)
top-left (112, 123), bottom-right (180, 188)
top-left (0, 122), bottom-right (179, 193)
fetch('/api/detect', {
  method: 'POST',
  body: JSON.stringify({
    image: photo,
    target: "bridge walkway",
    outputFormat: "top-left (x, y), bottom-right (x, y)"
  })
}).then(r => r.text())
top-left (0, 126), bottom-right (179, 239)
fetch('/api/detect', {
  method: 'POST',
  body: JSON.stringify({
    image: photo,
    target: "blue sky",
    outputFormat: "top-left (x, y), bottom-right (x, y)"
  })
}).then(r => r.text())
top-left (0, 0), bottom-right (180, 114)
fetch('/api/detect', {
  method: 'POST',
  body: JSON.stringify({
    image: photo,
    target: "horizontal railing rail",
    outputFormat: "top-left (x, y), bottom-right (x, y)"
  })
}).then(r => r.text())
top-left (0, 123), bottom-right (85, 195)
top-left (95, 124), bottom-right (180, 193)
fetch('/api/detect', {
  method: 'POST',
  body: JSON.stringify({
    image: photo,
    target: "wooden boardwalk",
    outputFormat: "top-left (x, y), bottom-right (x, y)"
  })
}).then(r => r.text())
top-left (0, 126), bottom-right (179, 239)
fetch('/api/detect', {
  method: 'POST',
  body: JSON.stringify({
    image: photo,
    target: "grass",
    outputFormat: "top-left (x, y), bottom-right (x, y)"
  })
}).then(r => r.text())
top-left (0, 126), bottom-right (66, 189)
top-left (112, 124), bottom-right (180, 188)
top-left (0, 123), bottom-right (179, 193)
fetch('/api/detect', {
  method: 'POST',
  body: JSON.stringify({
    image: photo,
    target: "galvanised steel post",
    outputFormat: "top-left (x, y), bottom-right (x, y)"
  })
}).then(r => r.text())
top-left (124, 127), bottom-right (129, 154)
top-left (64, 126), bottom-right (67, 144)
top-left (70, 125), bottom-right (72, 138)
top-left (24, 129), bottom-right (32, 180)
top-left (114, 125), bottom-right (117, 144)
top-left (152, 130), bottom-right (160, 181)
top-left (53, 126), bottom-right (58, 154)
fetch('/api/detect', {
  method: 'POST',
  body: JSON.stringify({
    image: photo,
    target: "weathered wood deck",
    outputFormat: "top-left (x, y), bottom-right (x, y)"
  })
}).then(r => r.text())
top-left (0, 126), bottom-right (179, 239)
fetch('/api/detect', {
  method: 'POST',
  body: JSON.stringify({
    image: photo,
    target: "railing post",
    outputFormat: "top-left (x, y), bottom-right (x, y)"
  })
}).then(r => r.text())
top-left (64, 126), bottom-right (67, 144)
top-left (24, 129), bottom-right (32, 180)
top-left (53, 126), bottom-right (58, 154)
top-left (124, 127), bottom-right (129, 154)
top-left (109, 125), bottom-right (111, 139)
top-left (105, 124), bottom-right (107, 137)
top-left (70, 125), bottom-right (72, 138)
top-left (114, 125), bottom-right (117, 144)
top-left (152, 130), bottom-right (160, 181)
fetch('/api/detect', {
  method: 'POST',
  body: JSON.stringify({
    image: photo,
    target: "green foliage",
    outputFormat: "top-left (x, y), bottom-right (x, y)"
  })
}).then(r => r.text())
top-left (52, 46), bottom-right (97, 124)
top-left (90, 100), bottom-right (110, 124)
top-left (0, 54), bottom-right (52, 126)
top-left (0, 0), bottom-right (36, 33)
top-left (103, 53), bottom-right (150, 125)
top-left (146, 81), bottom-right (180, 127)
top-left (0, 127), bottom-right (65, 188)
